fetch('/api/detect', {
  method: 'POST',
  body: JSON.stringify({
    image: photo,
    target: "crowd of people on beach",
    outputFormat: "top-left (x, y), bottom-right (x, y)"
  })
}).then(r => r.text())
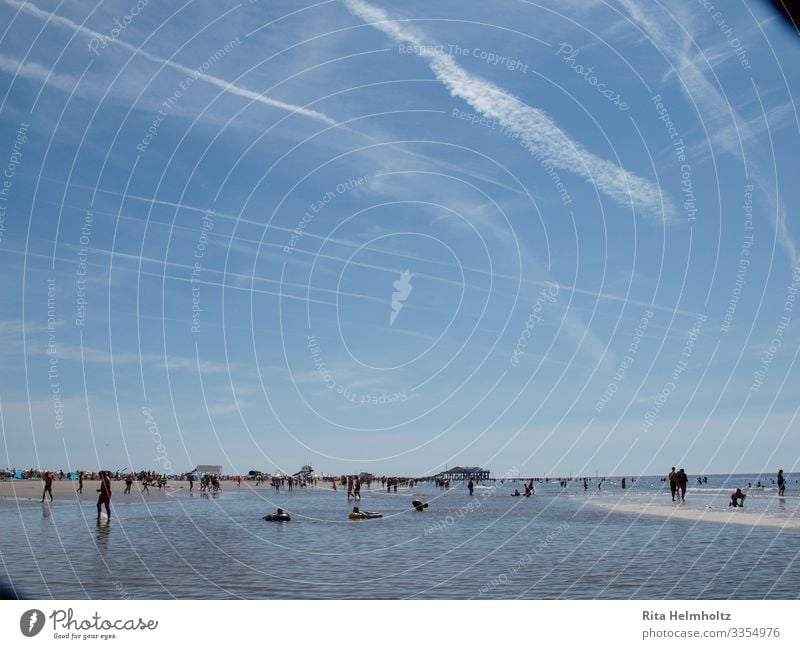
top-left (5, 466), bottom-right (794, 523)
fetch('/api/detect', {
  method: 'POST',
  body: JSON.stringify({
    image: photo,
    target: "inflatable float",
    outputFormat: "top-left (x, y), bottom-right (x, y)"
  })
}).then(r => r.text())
top-left (349, 511), bottom-right (382, 519)
top-left (263, 512), bottom-right (291, 522)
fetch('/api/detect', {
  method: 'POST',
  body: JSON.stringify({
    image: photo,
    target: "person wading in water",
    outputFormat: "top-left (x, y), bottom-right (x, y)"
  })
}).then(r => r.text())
top-left (97, 471), bottom-right (112, 520)
top-left (41, 471), bottom-right (54, 503)
top-left (677, 468), bottom-right (688, 502)
top-left (668, 467), bottom-right (678, 502)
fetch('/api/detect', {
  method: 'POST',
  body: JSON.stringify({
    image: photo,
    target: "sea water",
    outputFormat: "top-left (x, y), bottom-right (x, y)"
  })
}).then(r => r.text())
top-left (1, 474), bottom-right (798, 599)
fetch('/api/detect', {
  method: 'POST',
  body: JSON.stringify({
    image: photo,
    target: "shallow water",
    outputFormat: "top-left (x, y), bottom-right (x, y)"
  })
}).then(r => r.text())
top-left (1, 474), bottom-right (798, 599)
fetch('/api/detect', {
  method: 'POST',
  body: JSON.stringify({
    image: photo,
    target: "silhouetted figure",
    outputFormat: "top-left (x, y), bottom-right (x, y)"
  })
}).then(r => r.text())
top-left (97, 471), bottom-right (112, 520)
top-left (677, 469), bottom-right (688, 502)
top-left (778, 469), bottom-right (786, 496)
top-left (668, 467), bottom-right (677, 502)
top-left (41, 471), bottom-right (54, 503)
top-left (467, 479), bottom-right (474, 496)
top-left (77, 471), bottom-right (84, 494)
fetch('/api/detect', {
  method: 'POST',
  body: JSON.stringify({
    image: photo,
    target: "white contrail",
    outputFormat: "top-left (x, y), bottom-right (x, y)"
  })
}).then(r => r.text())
top-left (344, 0), bottom-right (674, 222)
top-left (1, 0), bottom-right (339, 126)
top-left (616, 0), bottom-right (799, 265)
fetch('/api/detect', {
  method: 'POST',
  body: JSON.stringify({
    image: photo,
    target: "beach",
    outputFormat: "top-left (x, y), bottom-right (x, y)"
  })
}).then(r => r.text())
top-left (588, 494), bottom-right (800, 530)
top-left (1, 473), bottom-right (798, 599)
top-left (0, 477), bottom-right (339, 506)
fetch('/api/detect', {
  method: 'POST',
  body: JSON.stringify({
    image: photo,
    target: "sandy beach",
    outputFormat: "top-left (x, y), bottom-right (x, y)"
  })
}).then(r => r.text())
top-left (0, 478), bottom-right (338, 507)
top-left (589, 496), bottom-right (800, 530)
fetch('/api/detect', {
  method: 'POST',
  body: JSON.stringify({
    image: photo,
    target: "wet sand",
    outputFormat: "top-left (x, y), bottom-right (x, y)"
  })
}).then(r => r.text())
top-left (590, 496), bottom-right (800, 530)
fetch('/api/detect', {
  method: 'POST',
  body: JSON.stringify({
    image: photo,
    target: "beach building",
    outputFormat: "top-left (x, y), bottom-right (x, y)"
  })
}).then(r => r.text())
top-left (437, 466), bottom-right (490, 480)
top-left (293, 465), bottom-right (314, 480)
top-left (195, 464), bottom-right (222, 475)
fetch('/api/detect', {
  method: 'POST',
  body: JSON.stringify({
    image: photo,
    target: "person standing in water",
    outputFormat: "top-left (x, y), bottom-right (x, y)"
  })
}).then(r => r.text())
top-left (124, 474), bottom-right (133, 494)
top-left (777, 469), bottom-right (786, 496)
top-left (668, 467), bottom-right (678, 502)
top-left (677, 469), bottom-right (688, 502)
top-left (467, 478), bottom-right (474, 496)
top-left (97, 470), bottom-right (112, 520)
top-left (77, 471), bottom-right (84, 494)
top-left (41, 471), bottom-right (54, 503)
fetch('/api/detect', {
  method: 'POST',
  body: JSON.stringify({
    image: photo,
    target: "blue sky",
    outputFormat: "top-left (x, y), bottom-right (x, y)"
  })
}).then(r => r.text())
top-left (1, 0), bottom-right (799, 478)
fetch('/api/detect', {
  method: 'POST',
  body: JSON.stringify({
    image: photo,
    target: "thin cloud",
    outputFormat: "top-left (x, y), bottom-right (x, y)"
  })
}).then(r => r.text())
top-left (23, 339), bottom-right (235, 374)
top-left (344, 0), bottom-right (675, 223)
top-left (0, 53), bottom-right (78, 92)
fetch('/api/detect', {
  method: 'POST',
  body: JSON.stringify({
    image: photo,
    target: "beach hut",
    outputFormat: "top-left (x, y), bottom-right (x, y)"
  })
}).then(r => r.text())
top-left (293, 465), bottom-right (314, 481)
top-left (437, 466), bottom-right (490, 481)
